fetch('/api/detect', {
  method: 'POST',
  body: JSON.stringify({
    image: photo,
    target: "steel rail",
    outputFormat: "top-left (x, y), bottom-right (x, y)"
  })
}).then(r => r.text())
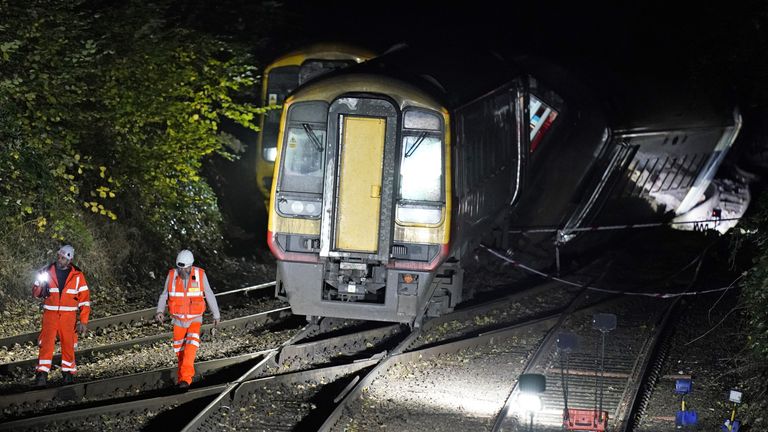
top-left (0, 349), bottom-right (274, 414)
top-left (0, 281), bottom-right (276, 350)
top-left (490, 288), bottom-right (593, 432)
top-left (490, 296), bottom-right (674, 431)
top-left (0, 306), bottom-right (291, 375)
top-left (0, 383), bottom-right (228, 431)
top-left (317, 307), bottom-right (568, 431)
top-left (180, 322), bottom-right (319, 431)
top-left (619, 298), bottom-right (681, 431)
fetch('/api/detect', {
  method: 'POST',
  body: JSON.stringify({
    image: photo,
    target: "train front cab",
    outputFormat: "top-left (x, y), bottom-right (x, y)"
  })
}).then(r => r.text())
top-left (268, 77), bottom-right (454, 323)
top-left (256, 44), bottom-right (376, 205)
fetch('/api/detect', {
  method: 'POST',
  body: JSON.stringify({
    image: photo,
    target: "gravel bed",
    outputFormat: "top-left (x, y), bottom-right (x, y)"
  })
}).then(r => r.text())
top-left (42, 405), bottom-right (179, 432)
top-left (0, 297), bottom-right (286, 364)
top-left (0, 324), bottom-right (299, 391)
top-left (635, 293), bottom-right (755, 431)
top-left (412, 286), bottom-right (580, 351)
top-left (332, 325), bottom-right (549, 431)
top-left (211, 379), bottom-right (328, 431)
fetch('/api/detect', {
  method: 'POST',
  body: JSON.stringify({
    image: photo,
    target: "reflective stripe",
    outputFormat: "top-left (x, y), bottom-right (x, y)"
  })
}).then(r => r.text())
top-left (61, 367), bottom-right (77, 372)
top-left (187, 333), bottom-right (200, 339)
top-left (65, 289), bottom-right (78, 294)
top-left (173, 340), bottom-right (184, 345)
top-left (62, 360), bottom-right (73, 366)
top-left (186, 292), bottom-right (204, 297)
top-left (78, 301), bottom-right (90, 307)
top-left (78, 286), bottom-right (89, 292)
top-left (48, 288), bottom-right (60, 293)
top-left (168, 292), bottom-right (186, 297)
top-left (36, 366), bottom-right (50, 372)
top-left (174, 347), bottom-right (185, 353)
top-left (188, 340), bottom-right (200, 347)
top-left (173, 314), bottom-right (202, 320)
top-left (38, 359), bottom-right (52, 365)
top-left (43, 305), bottom-right (79, 312)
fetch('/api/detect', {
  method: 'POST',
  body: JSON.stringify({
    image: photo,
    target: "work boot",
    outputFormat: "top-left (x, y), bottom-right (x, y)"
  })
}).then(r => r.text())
top-left (62, 372), bottom-right (75, 385)
top-left (34, 372), bottom-right (47, 387)
top-left (177, 380), bottom-right (190, 391)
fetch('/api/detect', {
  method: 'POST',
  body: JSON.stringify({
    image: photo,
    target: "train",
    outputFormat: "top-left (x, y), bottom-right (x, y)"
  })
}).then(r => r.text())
top-left (266, 42), bottom-right (744, 325)
top-left (255, 43), bottom-right (376, 204)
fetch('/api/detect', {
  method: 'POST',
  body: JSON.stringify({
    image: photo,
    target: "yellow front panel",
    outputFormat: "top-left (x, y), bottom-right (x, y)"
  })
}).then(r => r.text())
top-left (336, 116), bottom-right (386, 252)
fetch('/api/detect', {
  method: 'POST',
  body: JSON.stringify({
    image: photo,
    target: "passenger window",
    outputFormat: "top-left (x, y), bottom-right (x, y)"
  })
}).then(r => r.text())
top-left (399, 134), bottom-right (442, 202)
top-left (529, 94), bottom-right (559, 152)
top-left (280, 126), bottom-right (326, 194)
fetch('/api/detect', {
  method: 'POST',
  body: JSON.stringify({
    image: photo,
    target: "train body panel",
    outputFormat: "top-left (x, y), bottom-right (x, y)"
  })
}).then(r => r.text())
top-left (266, 45), bottom-right (742, 325)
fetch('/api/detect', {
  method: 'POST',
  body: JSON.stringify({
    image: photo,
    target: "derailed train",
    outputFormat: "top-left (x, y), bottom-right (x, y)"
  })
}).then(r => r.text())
top-left (266, 44), bottom-right (744, 325)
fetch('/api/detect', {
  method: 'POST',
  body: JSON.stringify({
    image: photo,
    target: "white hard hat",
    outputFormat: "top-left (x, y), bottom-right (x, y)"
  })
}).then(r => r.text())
top-left (176, 249), bottom-right (194, 268)
top-left (58, 245), bottom-right (75, 260)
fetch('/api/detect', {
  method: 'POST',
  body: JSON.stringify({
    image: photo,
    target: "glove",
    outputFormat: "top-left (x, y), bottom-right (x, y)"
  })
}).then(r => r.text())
top-left (213, 318), bottom-right (220, 326)
top-left (155, 312), bottom-right (165, 324)
top-left (76, 322), bottom-right (88, 335)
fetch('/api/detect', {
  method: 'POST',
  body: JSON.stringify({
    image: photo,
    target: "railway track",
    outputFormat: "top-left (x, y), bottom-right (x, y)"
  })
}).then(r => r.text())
top-left (0, 267), bottom-right (680, 431)
top-left (490, 296), bottom-right (677, 431)
top-left (0, 282), bottom-right (278, 377)
top-left (0, 305), bottom-right (295, 417)
top-left (0, 282), bottom-right (276, 355)
top-left (0, 314), bottom-right (408, 429)
top-left (187, 281), bottom-right (598, 431)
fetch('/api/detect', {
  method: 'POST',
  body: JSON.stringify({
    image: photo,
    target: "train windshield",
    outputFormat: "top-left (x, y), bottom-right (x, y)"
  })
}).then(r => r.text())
top-left (399, 133), bottom-right (443, 201)
top-left (279, 125), bottom-right (326, 194)
top-left (263, 66), bottom-right (300, 162)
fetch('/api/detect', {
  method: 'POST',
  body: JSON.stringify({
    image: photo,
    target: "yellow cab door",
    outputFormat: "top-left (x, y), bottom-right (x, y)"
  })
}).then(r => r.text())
top-left (322, 97), bottom-right (398, 261)
top-left (336, 116), bottom-right (385, 252)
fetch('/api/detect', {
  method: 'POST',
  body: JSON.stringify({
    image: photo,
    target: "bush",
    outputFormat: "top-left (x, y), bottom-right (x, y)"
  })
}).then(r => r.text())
top-left (0, 0), bottom-right (262, 305)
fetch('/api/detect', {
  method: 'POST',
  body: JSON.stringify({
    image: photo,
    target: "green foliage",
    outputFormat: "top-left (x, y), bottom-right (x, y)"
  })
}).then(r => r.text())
top-left (0, 0), bottom-right (263, 267)
top-left (736, 190), bottom-right (768, 360)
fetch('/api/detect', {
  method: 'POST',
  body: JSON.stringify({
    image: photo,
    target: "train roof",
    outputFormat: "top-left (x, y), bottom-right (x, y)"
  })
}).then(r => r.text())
top-left (265, 42), bottom-right (376, 73)
top-left (302, 42), bottom-right (522, 110)
top-left (288, 73), bottom-right (444, 112)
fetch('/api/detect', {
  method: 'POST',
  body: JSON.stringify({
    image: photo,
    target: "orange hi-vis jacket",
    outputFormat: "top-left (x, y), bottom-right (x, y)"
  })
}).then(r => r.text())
top-left (166, 266), bottom-right (207, 320)
top-left (41, 264), bottom-right (91, 324)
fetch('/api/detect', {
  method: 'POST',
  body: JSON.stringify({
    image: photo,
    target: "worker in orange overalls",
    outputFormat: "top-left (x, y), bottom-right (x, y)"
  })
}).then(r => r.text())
top-left (32, 244), bottom-right (91, 386)
top-left (155, 249), bottom-right (220, 389)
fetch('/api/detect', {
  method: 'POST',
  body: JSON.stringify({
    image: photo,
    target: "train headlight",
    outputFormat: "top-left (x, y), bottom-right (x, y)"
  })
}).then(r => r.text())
top-left (396, 204), bottom-right (443, 225)
top-left (264, 147), bottom-right (277, 162)
top-left (277, 197), bottom-right (322, 218)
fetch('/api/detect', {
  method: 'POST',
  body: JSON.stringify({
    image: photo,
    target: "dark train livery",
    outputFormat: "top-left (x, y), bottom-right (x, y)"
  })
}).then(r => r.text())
top-left (255, 43), bottom-right (376, 204)
top-left (266, 44), bottom-right (742, 325)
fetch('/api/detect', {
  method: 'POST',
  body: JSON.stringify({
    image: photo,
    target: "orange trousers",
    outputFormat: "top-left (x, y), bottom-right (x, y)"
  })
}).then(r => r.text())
top-left (37, 310), bottom-right (77, 373)
top-left (172, 321), bottom-right (202, 384)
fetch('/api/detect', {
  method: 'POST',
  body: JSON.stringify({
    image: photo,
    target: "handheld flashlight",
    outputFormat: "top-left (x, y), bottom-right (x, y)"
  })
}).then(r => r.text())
top-left (36, 272), bottom-right (49, 285)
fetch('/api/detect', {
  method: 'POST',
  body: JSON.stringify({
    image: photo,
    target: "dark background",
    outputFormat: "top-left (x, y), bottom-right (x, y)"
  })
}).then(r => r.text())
top-left (191, 0), bottom-right (768, 255)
